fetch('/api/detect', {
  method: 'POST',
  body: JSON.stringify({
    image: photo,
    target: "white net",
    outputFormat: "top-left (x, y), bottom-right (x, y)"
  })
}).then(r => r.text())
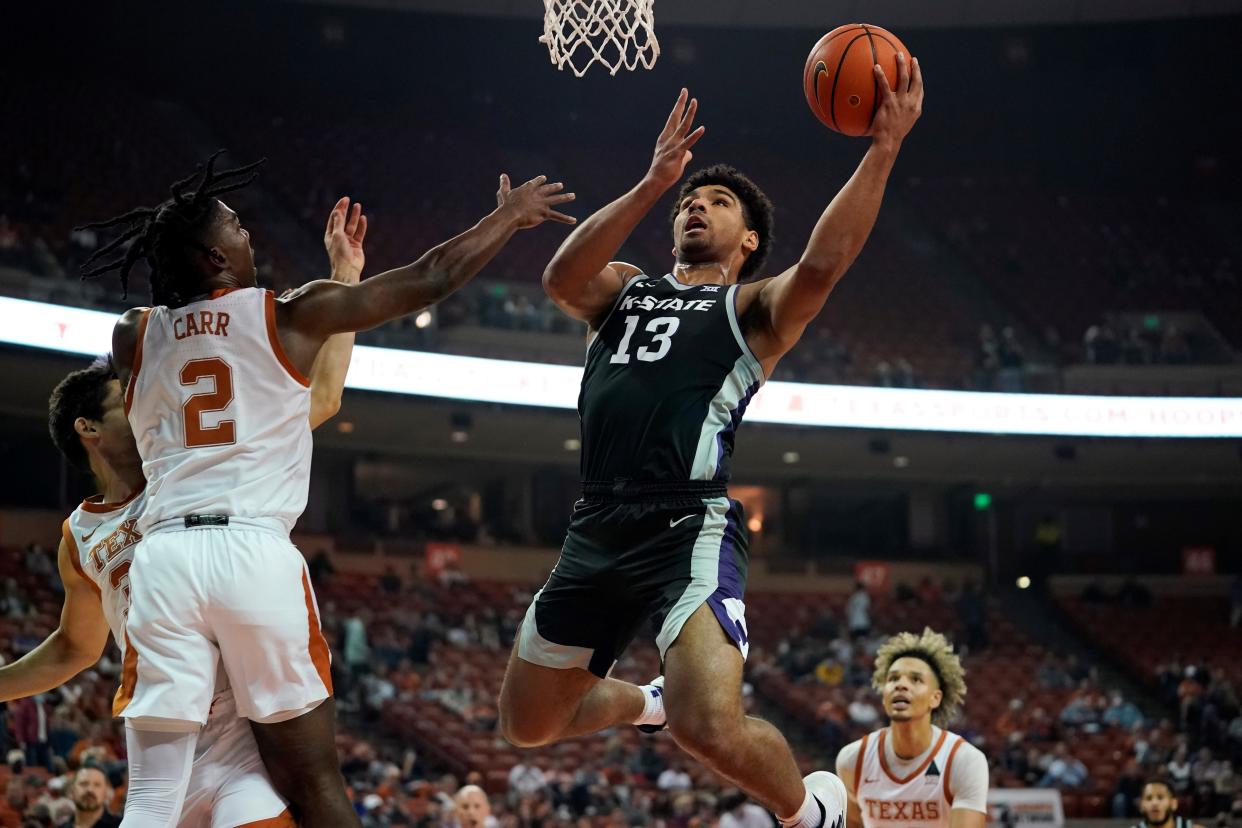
top-left (540, 0), bottom-right (660, 77)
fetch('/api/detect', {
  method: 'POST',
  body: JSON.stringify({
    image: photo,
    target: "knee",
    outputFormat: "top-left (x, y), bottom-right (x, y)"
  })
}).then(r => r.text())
top-left (666, 703), bottom-right (741, 762)
top-left (497, 708), bottom-right (557, 749)
top-left (266, 758), bottom-right (343, 804)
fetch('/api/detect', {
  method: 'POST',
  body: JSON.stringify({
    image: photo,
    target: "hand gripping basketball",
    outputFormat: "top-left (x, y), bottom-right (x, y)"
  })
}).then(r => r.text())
top-left (496, 174), bottom-right (578, 229)
top-left (870, 52), bottom-right (924, 149)
top-left (645, 88), bottom-right (706, 190)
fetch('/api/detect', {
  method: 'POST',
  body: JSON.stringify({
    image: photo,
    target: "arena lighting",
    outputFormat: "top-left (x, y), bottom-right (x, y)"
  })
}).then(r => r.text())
top-left (5, 295), bottom-right (1242, 438)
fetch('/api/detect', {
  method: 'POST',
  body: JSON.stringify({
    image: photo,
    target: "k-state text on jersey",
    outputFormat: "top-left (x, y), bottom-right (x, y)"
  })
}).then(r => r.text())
top-left (617, 295), bottom-right (717, 313)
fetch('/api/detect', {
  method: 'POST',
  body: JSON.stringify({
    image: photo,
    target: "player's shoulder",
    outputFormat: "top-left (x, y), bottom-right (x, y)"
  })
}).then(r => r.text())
top-left (946, 731), bottom-right (985, 759)
top-left (608, 261), bottom-right (645, 280)
top-left (837, 734), bottom-right (872, 765)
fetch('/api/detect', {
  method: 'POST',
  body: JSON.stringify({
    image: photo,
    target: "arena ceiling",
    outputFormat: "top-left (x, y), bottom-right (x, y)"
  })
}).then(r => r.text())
top-left (284, 0), bottom-right (1242, 28)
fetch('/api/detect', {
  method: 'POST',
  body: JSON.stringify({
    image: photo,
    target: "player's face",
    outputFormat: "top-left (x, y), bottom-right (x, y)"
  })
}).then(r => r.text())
top-left (79, 380), bottom-right (142, 475)
top-left (672, 185), bottom-right (757, 268)
top-left (455, 789), bottom-right (491, 827)
top-left (209, 201), bottom-right (257, 284)
top-left (1140, 784), bottom-right (1176, 825)
top-left (882, 656), bottom-right (943, 723)
top-left (71, 768), bottom-right (109, 810)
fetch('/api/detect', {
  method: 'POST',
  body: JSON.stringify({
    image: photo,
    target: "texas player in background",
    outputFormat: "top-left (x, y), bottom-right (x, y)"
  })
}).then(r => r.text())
top-left (836, 629), bottom-right (989, 828)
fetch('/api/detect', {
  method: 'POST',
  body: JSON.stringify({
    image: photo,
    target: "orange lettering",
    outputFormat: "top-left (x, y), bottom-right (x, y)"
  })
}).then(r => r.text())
top-left (198, 310), bottom-right (213, 333)
top-left (928, 803), bottom-right (940, 820)
top-left (185, 313), bottom-right (200, 337)
top-left (216, 312), bottom-right (229, 337)
top-left (912, 802), bottom-right (925, 820)
top-left (174, 316), bottom-right (186, 340)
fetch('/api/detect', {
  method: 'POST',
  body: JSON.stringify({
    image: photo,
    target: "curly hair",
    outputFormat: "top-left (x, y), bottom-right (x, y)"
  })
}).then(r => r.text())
top-left (670, 164), bottom-right (774, 281)
top-left (871, 627), bottom-right (967, 727)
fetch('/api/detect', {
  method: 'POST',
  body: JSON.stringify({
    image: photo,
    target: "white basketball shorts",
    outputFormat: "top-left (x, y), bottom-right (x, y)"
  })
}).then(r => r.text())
top-left (120, 519), bottom-right (333, 728)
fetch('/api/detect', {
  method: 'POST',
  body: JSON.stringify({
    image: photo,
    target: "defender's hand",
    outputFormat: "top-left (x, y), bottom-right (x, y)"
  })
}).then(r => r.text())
top-left (871, 53), bottom-right (923, 151)
top-left (324, 196), bottom-right (367, 282)
top-left (644, 88), bottom-right (705, 191)
top-left (496, 174), bottom-right (577, 229)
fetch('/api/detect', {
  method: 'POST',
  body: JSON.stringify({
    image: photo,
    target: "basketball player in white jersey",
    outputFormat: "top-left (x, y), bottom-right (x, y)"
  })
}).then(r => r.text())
top-left (74, 152), bottom-right (575, 828)
top-left (1134, 779), bottom-right (1204, 828)
top-left (0, 199), bottom-right (366, 826)
top-left (836, 629), bottom-right (988, 828)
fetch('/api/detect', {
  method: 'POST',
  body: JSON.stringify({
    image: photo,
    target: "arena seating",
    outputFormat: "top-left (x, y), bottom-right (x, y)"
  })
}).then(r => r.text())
top-left (1059, 594), bottom-right (1241, 693)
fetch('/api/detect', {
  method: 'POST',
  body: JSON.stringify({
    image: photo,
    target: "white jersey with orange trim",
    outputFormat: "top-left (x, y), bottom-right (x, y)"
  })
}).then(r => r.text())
top-left (63, 489), bottom-right (293, 826)
top-left (62, 486), bottom-right (148, 716)
top-left (125, 286), bottom-right (312, 534)
top-left (837, 727), bottom-right (989, 828)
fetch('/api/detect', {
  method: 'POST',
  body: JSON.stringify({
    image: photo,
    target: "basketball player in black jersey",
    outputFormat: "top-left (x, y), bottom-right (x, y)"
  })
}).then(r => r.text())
top-left (1135, 779), bottom-right (1204, 828)
top-left (497, 56), bottom-right (924, 828)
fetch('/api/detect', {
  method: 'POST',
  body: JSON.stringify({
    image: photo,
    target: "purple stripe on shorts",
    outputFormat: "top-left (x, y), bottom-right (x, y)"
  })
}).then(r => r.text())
top-left (708, 501), bottom-right (748, 650)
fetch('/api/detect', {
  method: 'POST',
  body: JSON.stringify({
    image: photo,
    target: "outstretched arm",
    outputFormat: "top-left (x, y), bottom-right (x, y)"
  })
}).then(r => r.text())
top-left (0, 537), bottom-right (109, 701)
top-left (306, 197), bottom-right (367, 429)
top-left (747, 54), bottom-right (924, 372)
top-left (278, 175), bottom-right (575, 372)
top-left (543, 89), bottom-right (706, 326)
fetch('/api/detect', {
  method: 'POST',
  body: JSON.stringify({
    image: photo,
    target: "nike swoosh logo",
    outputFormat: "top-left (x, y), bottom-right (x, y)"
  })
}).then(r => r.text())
top-left (80, 525), bottom-right (100, 542)
top-left (813, 61), bottom-right (829, 109)
top-left (669, 514), bottom-right (697, 528)
top-left (864, 778), bottom-right (879, 784)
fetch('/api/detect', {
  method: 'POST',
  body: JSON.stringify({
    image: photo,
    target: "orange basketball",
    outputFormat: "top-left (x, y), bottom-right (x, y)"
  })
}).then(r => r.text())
top-left (803, 24), bottom-right (909, 137)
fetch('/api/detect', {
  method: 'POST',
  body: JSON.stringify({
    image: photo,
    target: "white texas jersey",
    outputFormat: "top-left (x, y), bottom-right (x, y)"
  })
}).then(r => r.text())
top-left (125, 287), bottom-right (312, 533)
top-left (62, 487), bottom-right (147, 717)
top-left (841, 727), bottom-right (988, 828)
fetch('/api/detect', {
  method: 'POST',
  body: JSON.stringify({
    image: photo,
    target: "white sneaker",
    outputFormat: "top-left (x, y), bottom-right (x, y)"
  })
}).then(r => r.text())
top-left (802, 771), bottom-right (847, 828)
top-left (635, 675), bottom-right (666, 734)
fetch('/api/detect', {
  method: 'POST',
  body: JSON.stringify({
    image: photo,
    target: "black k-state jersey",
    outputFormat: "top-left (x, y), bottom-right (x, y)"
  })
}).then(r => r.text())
top-left (578, 272), bottom-right (765, 485)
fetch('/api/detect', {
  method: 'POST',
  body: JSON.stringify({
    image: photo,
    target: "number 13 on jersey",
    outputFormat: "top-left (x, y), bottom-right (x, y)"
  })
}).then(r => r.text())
top-left (610, 315), bottom-right (681, 364)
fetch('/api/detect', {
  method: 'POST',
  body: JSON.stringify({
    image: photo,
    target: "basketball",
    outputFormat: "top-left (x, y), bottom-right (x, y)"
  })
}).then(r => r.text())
top-left (803, 24), bottom-right (909, 136)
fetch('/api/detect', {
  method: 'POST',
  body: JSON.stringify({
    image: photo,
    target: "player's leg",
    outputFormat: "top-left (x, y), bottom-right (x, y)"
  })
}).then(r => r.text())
top-left (654, 498), bottom-right (845, 827)
top-left (121, 531), bottom-right (221, 827)
top-left (498, 510), bottom-right (658, 745)
top-left (120, 723), bottom-right (199, 828)
top-left (210, 530), bottom-right (357, 828)
top-left (662, 605), bottom-right (809, 813)
top-left (497, 640), bottom-right (650, 746)
top-left (248, 701), bottom-right (348, 828)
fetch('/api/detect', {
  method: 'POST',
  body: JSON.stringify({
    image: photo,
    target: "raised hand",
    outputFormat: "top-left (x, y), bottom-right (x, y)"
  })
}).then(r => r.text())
top-left (645, 88), bottom-right (706, 191)
top-left (496, 174), bottom-right (577, 230)
top-left (871, 52), bottom-right (923, 150)
top-left (324, 196), bottom-right (367, 282)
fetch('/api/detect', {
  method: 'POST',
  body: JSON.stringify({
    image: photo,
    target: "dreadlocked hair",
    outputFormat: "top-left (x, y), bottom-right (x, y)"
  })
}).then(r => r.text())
top-left (872, 627), bottom-right (968, 727)
top-left (48, 355), bottom-right (117, 473)
top-left (75, 150), bottom-right (265, 307)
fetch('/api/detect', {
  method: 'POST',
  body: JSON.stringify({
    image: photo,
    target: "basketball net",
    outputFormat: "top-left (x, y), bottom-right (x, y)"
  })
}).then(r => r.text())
top-left (540, 0), bottom-right (660, 77)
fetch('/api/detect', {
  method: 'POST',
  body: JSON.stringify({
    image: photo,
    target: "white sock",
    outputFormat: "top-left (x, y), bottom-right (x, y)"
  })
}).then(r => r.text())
top-left (632, 682), bottom-right (665, 726)
top-left (779, 787), bottom-right (825, 828)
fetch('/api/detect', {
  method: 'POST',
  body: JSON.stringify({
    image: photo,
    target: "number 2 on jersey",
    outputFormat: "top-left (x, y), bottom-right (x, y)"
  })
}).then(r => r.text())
top-left (180, 357), bottom-right (236, 447)
top-left (610, 315), bottom-right (681, 364)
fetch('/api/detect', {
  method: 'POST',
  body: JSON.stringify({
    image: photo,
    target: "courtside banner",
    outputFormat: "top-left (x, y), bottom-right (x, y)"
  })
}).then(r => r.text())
top-left (4, 295), bottom-right (1242, 438)
top-left (986, 788), bottom-right (1064, 827)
